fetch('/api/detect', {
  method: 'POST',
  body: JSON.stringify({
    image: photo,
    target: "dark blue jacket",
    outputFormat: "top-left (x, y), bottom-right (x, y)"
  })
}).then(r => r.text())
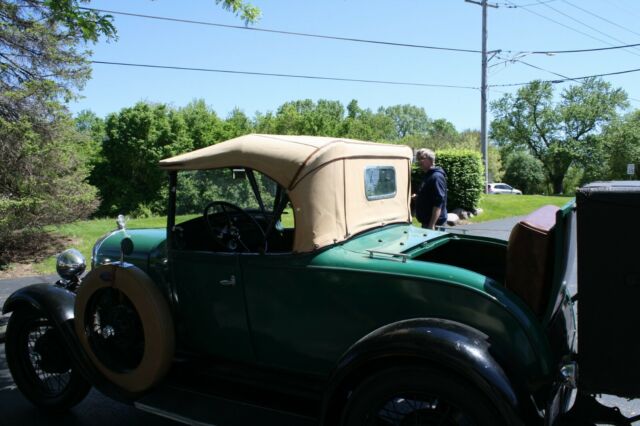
top-left (415, 167), bottom-right (448, 226)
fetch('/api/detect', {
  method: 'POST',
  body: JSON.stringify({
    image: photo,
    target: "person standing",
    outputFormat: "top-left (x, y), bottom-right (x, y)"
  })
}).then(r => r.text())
top-left (414, 148), bottom-right (447, 229)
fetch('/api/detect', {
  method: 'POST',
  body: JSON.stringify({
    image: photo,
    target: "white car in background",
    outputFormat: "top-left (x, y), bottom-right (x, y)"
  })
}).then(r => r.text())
top-left (488, 183), bottom-right (522, 194)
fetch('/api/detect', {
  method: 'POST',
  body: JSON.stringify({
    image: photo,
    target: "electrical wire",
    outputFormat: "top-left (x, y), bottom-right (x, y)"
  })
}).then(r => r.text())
top-left (90, 60), bottom-right (480, 90)
top-left (499, 0), bottom-right (558, 7)
top-left (501, 58), bottom-right (640, 102)
top-left (504, 0), bottom-right (627, 50)
top-left (561, 0), bottom-right (640, 39)
top-left (80, 7), bottom-right (482, 54)
top-left (489, 66), bottom-right (640, 87)
top-left (528, 42), bottom-right (640, 55)
top-left (82, 6), bottom-right (640, 58)
top-left (534, 0), bottom-right (640, 53)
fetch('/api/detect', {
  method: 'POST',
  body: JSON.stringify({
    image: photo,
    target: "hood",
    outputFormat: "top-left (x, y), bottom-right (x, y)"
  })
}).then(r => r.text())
top-left (92, 228), bottom-right (167, 272)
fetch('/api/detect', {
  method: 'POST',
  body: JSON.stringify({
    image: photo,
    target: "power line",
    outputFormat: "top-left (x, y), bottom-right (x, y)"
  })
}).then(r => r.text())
top-left (82, 6), bottom-right (640, 58)
top-left (80, 7), bottom-right (482, 54)
top-left (504, 1), bottom-right (626, 49)
top-left (90, 60), bottom-right (480, 90)
top-left (500, 57), bottom-right (640, 102)
top-left (499, 0), bottom-right (557, 7)
top-left (490, 66), bottom-right (640, 87)
top-left (561, 0), bottom-right (640, 39)
top-left (604, 0), bottom-right (640, 21)
top-left (528, 42), bottom-right (640, 55)
top-left (534, 0), bottom-right (640, 53)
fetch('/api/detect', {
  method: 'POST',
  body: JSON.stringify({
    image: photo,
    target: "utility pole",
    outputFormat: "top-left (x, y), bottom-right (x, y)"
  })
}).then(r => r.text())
top-left (465, 0), bottom-right (498, 193)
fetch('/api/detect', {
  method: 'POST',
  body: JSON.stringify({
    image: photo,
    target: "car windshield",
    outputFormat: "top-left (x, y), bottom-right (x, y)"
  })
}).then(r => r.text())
top-left (175, 168), bottom-right (279, 215)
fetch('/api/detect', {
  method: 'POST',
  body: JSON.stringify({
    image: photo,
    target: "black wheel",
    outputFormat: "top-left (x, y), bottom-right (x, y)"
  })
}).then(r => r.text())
top-left (5, 307), bottom-right (90, 411)
top-left (203, 201), bottom-right (266, 252)
top-left (342, 367), bottom-right (501, 426)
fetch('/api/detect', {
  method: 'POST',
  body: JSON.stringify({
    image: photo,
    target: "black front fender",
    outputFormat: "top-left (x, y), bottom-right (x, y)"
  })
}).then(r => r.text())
top-left (3, 283), bottom-right (75, 322)
top-left (322, 318), bottom-right (531, 425)
top-left (2, 283), bottom-right (137, 402)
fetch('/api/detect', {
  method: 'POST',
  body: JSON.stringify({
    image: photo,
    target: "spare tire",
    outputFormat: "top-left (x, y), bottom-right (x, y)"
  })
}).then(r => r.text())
top-left (74, 263), bottom-right (175, 393)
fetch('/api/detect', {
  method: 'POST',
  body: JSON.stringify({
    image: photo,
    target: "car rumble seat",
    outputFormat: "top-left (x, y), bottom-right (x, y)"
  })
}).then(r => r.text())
top-left (505, 205), bottom-right (560, 318)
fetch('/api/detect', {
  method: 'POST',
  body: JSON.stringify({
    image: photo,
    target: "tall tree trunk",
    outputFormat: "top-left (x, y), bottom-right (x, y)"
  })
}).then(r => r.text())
top-left (551, 175), bottom-right (564, 194)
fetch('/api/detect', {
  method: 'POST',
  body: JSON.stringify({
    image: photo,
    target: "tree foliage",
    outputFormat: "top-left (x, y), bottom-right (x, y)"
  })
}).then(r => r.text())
top-left (490, 78), bottom-right (628, 193)
top-left (92, 103), bottom-right (192, 216)
top-left (380, 104), bottom-right (431, 138)
top-left (502, 151), bottom-right (546, 194)
top-left (0, 0), bottom-right (117, 264)
top-left (602, 110), bottom-right (640, 180)
top-left (437, 150), bottom-right (484, 211)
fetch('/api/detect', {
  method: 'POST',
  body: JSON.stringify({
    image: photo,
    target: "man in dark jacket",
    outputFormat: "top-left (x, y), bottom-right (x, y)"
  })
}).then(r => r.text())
top-left (414, 148), bottom-right (447, 229)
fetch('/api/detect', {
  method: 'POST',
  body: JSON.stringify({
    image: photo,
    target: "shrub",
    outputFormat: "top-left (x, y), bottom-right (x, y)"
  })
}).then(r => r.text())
top-left (502, 151), bottom-right (546, 194)
top-left (437, 150), bottom-right (484, 211)
top-left (0, 116), bottom-right (98, 266)
top-left (412, 149), bottom-right (484, 211)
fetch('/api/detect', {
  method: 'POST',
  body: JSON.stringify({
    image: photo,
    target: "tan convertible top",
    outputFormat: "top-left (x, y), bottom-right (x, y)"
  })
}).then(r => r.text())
top-left (160, 134), bottom-right (413, 252)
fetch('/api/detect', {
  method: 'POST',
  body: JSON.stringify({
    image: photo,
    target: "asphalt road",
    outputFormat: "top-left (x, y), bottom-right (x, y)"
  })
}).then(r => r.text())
top-left (0, 217), bottom-right (638, 424)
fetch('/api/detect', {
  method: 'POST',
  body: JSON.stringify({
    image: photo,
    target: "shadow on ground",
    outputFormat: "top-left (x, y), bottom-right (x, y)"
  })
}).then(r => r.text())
top-left (0, 341), bottom-right (177, 426)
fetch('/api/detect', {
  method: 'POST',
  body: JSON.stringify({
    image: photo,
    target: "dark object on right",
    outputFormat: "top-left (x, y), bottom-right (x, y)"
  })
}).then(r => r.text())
top-left (577, 181), bottom-right (640, 398)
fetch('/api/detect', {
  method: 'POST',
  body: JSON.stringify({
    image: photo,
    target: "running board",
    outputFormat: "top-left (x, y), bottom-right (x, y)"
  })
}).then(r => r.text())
top-left (135, 384), bottom-right (318, 426)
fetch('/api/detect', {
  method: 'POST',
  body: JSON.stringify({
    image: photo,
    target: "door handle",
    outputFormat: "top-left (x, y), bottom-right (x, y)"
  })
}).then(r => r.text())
top-left (220, 275), bottom-right (236, 287)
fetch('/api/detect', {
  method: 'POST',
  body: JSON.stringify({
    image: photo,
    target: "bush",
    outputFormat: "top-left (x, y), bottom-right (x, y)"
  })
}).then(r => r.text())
top-left (0, 116), bottom-right (98, 266)
top-left (502, 151), bottom-right (546, 194)
top-left (437, 150), bottom-right (484, 211)
top-left (412, 149), bottom-right (484, 211)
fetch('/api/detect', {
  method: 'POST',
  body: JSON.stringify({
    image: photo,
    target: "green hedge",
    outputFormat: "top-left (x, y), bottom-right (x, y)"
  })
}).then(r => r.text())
top-left (412, 149), bottom-right (484, 211)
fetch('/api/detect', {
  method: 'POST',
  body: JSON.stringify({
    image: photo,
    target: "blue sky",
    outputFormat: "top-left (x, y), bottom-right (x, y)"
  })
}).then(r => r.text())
top-left (70, 0), bottom-right (640, 131)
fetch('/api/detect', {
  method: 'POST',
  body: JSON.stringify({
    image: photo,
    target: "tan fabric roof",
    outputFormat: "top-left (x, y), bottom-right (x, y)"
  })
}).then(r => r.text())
top-left (160, 134), bottom-right (414, 252)
top-left (159, 134), bottom-right (413, 189)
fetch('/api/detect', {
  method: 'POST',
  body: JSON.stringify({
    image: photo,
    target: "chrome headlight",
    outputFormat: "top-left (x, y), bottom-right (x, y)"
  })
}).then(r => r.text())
top-left (56, 249), bottom-right (86, 280)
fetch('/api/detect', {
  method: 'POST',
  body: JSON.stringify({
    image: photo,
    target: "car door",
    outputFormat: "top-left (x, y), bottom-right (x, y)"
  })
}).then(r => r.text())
top-left (170, 249), bottom-right (255, 362)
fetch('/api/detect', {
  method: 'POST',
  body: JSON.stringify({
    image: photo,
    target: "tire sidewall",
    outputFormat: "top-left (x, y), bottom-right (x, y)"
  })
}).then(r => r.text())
top-left (74, 264), bottom-right (175, 393)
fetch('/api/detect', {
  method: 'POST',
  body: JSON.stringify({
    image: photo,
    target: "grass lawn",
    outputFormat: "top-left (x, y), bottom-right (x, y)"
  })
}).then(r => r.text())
top-left (27, 197), bottom-right (569, 276)
top-left (469, 194), bottom-right (573, 222)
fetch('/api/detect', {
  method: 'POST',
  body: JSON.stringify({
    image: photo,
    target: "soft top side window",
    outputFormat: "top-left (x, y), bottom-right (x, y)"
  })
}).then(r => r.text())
top-left (365, 166), bottom-right (397, 201)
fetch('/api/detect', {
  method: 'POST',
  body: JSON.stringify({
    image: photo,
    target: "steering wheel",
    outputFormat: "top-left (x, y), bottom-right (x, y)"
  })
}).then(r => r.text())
top-left (203, 201), bottom-right (266, 252)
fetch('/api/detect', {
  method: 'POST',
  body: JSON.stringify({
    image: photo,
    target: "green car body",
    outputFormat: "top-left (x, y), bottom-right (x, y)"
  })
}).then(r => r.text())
top-left (3, 134), bottom-right (580, 425)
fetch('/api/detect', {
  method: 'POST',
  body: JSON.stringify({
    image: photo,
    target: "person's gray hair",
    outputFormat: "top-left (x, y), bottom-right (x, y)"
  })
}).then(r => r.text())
top-left (416, 148), bottom-right (436, 162)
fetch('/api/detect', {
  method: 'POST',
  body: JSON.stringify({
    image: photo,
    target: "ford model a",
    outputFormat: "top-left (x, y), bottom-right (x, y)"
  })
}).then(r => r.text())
top-left (3, 134), bottom-right (639, 425)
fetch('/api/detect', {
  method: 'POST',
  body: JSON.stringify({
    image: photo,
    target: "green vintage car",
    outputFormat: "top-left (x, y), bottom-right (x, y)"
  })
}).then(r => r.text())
top-left (5, 134), bottom-right (638, 425)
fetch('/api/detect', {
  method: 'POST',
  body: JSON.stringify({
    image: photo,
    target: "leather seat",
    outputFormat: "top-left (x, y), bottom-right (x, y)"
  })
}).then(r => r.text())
top-left (505, 205), bottom-right (560, 318)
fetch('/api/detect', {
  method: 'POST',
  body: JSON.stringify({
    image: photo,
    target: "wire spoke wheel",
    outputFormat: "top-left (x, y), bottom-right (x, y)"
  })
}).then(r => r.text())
top-left (23, 319), bottom-right (72, 395)
top-left (6, 308), bottom-right (90, 411)
top-left (343, 367), bottom-right (501, 426)
top-left (372, 392), bottom-right (475, 426)
top-left (84, 287), bottom-right (145, 373)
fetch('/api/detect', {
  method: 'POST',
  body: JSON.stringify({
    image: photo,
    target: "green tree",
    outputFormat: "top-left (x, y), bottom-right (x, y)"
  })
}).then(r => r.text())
top-left (502, 151), bottom-right (546, 194)
top-left (74, 110), bottom-right (105, 165)
top-left (602, 110), bottom-right (640, 180)
top-left (179, 100), bottom-right (224, 149)
top-left (491, 78), bottom-right (628, 194)
top-left (342, 100), bottom-right (396, 141)
top-left (267, 99), bottom-right (345, 136)
top-left (0, 0), bottom-right (117, 263)
top-left (381, 104), bottom-right (431, 139)
top-left (221, 108), bottom-right (254, 140)
top-left (94, 102), bottom-right (191, 216)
